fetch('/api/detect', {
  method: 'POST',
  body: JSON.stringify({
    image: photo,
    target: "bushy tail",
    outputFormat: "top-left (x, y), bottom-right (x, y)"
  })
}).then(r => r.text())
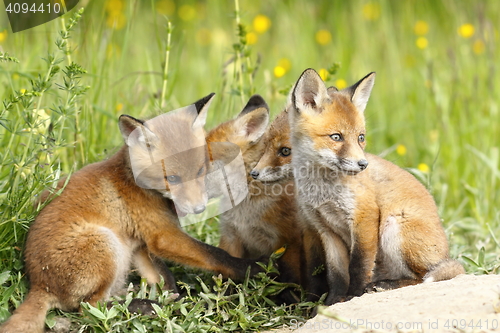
top-left (423, 258), bottom-right (465, 283)
top-left (0, 289), bottom-right (55, 333)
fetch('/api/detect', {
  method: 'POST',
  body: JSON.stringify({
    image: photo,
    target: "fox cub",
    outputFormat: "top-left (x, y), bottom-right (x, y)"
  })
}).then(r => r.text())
top-left (206, 95), bottom-right (308, 298)
top-left (0, 94), bottom-right (261, 333)
top-left (283, 68), bottom-right (464, 305)
top-left (249, 109), bottom-right (328, 301)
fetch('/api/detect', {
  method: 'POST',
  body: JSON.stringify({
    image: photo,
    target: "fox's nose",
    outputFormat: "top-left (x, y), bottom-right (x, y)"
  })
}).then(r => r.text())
top-left (358, 159), bottom-right (369, 170)
top-left (193, 204), bottom-right (206, 214)
top-left (250, 170), bottom-right (259, 179)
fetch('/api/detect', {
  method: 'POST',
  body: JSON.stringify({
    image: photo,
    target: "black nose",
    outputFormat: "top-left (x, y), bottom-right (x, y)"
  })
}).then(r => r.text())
top-left (250, 170), bottom-right (259, 179)
top-left (193, 205), bottom-right (206, 214)
top-left (358, 159), bottom-right (369, 170)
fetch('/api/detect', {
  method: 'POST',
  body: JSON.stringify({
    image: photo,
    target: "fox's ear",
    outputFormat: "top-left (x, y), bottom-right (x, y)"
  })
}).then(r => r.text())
top-left (292, 68), bottom-right (329, 114)
top-left (239, 94), bottom-right (269, 116)
top-left (327, 86), bottom-right (339, 95)
top-left (119, 115), bottom-right (158, 148)
top-left (343, 72), bottom-right (375, 113)
top-left (235, 95), bottom-right (270, 143)
top-left (192, 92), bottom-right (215, 129)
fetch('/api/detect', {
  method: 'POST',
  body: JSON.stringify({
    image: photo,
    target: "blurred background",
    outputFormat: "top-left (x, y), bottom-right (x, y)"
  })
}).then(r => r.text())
top-left (0, 0), bottom-right (499, 274)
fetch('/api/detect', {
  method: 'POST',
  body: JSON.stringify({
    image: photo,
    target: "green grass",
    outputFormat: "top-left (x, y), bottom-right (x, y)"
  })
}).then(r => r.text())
top-left (1, 0), bottom-right (499, 331)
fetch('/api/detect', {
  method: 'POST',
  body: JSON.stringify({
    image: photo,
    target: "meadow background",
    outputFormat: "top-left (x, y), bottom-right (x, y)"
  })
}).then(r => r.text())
top-left (0, 0), bottom-right (499, 331)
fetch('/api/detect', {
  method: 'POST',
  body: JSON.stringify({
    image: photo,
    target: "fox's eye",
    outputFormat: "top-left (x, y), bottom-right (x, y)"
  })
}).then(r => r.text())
top-left (279, 147), bottom-right (291, 157)
top-left (197, 166), bottom-right (205, 176)
top-left (330, 133), bottom-right (343, 142)
top-left (166, 175), bottom-right (181, 184)
top-left (358, 134), bottom-right (365, 142)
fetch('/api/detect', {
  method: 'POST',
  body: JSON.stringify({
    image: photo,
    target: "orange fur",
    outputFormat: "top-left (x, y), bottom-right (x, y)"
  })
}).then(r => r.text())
top-left (287, 69), bottom-right (464, 305)
top-left (206, 96), bottom-right (321, 302)
top-left (0, 95), bottom-right (260, 333)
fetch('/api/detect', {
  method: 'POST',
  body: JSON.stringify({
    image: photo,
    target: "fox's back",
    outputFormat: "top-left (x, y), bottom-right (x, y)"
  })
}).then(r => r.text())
top-left (365, 153), bottom-right (441, 221)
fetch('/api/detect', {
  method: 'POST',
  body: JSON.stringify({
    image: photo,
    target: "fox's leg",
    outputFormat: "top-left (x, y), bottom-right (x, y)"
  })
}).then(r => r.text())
top-left (347, 208), bottom-right (379, 296)
top-left (218, 229), bottom-right (246, 258)
top-left (369, 214), bottom-right (463, 292)
top-left (143, 222), bottom-right (261, 281)
top-left (25, 224), bottom-right (128, 311)
top-left (132, 248), bottom-right (178, 292)
top-left (301, 227), bottom-right (328, 302)
top-left (320, 230), bottom-right (350, 306)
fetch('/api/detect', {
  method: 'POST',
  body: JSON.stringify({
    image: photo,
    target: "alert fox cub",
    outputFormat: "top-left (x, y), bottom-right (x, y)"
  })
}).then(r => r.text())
top-left (206, 95), bottom-right (307, 297)
top-left (250, 109), bottom-right (328, 301)
top-left (0, 94), bottom-right (260, 333)
top-left (285, 69), bottom-right (464, 305)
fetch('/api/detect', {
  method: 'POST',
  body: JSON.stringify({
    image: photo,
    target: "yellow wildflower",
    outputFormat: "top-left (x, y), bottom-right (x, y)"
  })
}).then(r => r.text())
top-left (155, 0), bottom-right (175, 16)
top-left (246, 32), bottom-right (258, 45)
top-left (414, 20), bottom-right (429, 36)
top-left (315, 29), bottom-right (332, 45)
top-left (473, 39), bottom-right (485, 55)
top-left (396, 144), bottom-right (407, 156)
top-left (0, 29), bottom-right (7, 42)
top-left (178, 4), bottom-right (196, 21)
top-left (253, 14), bottom-right (271, 34)
top-left (274, 66), bottom-right (286, 78)
top-left (318, 68), bottom-right (329, 81)
top-left (418, 163), bottom-right (430, 173)
top-left (115, 103), bottom-right (124, 112)
top-left (362, 2), bottom-right (381, 21)
top-left (274, 247), bottom-right (286, 255)
top-left (105, 0), bottom-right (123, 13)
top-left (106, 11), bottom-right (126, 30)
top-left (278, 58), bottom-right (291, 72)
top-left (458, 23), bottom-right (474, 38)
top-left (335, 79), bottom-right (347, 89)
top-left (416, 37), bottom-right (428, 49)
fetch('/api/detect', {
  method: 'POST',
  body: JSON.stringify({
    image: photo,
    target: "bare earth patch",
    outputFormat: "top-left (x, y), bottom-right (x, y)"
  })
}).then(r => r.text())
top-left (269, 274), bottom-right (500, 333)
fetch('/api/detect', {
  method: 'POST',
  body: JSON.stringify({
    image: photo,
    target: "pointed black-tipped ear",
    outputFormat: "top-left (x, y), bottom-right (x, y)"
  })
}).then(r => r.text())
top-left (119, 115), bottom-right (144, 142)
top-left (239, 94), bottom-right (269, 116)
top-left (292, 68), bottom-right (329, 114)
top-left (192, 92), bottom-right (215, 128)
top-left (342, 72), bottom-right (375, 113)
top-left (119, 114), bottom-right (158, 148)
top-left (194, 92), bottom-right (216, 114)
top-left (234, 95), bottom-right (270, 143)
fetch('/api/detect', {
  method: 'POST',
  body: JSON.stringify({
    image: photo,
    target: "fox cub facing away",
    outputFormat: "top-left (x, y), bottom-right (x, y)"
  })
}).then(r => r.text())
top-left (0, 94), bottom-right (261, 333)
top-left (273, 68), bottom-right (463, 305)
top-left (206, 95), bottom-right (311, 300)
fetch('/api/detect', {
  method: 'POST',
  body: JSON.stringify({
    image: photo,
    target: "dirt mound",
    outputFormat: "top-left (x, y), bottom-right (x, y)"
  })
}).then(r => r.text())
top-left (270, 274), bottom-right (500, 333)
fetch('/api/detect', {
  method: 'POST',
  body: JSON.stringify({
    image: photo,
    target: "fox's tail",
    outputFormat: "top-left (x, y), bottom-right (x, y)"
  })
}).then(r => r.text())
top-left (423, 258), bottom-right (465, 283)
top-left (0, 289), bottom-right (55, 333)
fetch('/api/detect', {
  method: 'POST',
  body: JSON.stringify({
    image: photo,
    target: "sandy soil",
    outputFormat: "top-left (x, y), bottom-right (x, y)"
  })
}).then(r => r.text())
top-left (268, 274), bottom-right (500, 333)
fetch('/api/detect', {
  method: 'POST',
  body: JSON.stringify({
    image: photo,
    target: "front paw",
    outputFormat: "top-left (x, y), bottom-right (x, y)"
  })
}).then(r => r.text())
top-left (364, 280), bottom-right (392, 293)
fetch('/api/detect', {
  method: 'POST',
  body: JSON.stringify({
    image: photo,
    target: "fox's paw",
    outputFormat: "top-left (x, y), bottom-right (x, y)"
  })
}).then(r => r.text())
top-left (324, 294), bottom-right (348, 306)
top-left (364, 280), bottom-right (394, 293)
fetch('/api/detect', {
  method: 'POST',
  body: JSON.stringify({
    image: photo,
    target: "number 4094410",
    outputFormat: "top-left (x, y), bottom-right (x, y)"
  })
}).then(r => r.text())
top-left (6, 2), bottom-right (61, 14)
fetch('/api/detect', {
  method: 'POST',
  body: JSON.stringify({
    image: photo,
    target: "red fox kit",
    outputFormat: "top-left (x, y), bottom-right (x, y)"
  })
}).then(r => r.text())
top-left (0, 94), bottom-right (260, 333)
top-left (286, 69), bottom-right (464, 305)
top-left (206, 95), bottom-right (307, 298)
top-left (248, 109), bottom-right (329, 302)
